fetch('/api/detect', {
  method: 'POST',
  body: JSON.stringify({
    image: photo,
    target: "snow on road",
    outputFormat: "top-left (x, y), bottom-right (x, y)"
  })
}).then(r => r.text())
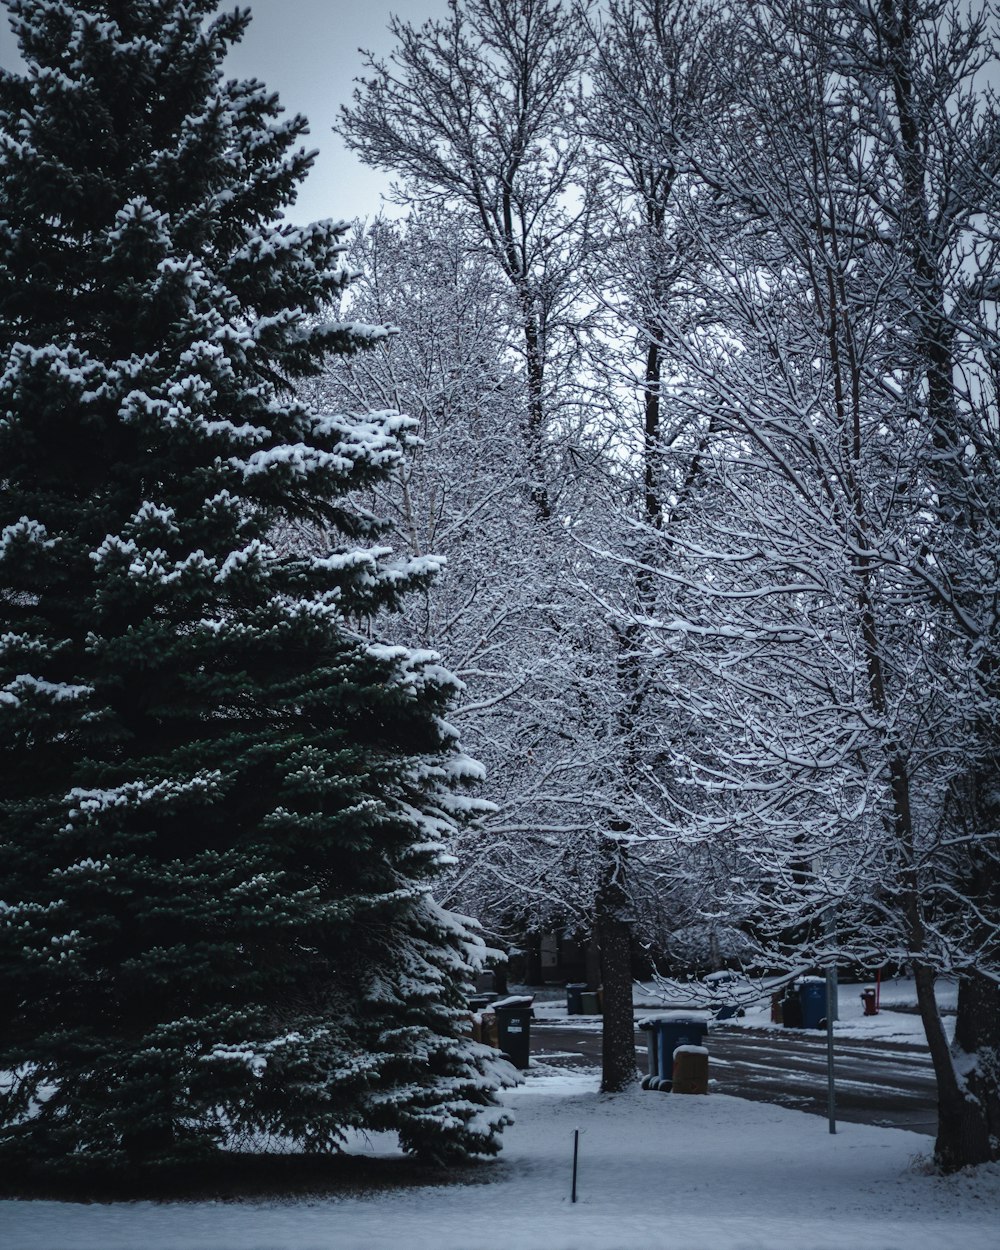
top-left (4, 1066), bottom-right (997, 1250)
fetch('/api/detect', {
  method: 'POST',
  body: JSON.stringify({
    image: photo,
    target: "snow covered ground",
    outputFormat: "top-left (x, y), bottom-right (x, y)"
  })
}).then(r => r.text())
top-left (4, 1059), bottom-right (998, 1250)
top-left (5, 978), bottom-right (989, 1250)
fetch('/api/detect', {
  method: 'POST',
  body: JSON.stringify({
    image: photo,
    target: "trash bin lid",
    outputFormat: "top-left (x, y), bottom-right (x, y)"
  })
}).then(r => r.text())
top-left (490, 994), bottom-right (534, 1011)
top-left (637, 1010), bottom-right (711, 1029)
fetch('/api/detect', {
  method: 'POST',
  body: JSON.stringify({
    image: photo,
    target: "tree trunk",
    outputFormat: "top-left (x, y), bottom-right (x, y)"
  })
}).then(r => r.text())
top-left (585, 931), bottom-right (602, 989)
top-left (932, 971), bottom-right (1000, 1171)
top-left (597, 912), bottom-right (637, 1092)
top-left (521, 305), bottom-right (551, 523)
top-left (525, 933), bottom-right (543, 986)
top-left (593, 329), bottom-right (661, 1097)
top-left (643, 338), bottom-right (663, 530)
top-left (596, 845), bottom-right (638, 1093)
top-left (121, 1070), bottom-right (176, 1168)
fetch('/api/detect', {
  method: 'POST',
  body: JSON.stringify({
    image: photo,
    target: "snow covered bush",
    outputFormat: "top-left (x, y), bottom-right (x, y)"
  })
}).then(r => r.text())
top-left (0, 0), bottom-right (513, 1175)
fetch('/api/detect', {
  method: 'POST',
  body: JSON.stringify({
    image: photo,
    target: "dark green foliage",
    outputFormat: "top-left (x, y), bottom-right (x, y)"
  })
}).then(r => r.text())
top-left (0, 0), bottom-right (512, 1176)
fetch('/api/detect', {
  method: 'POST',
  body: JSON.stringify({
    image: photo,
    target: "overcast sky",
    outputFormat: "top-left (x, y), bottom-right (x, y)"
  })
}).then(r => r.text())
top-left (223, 0), bottom-right (451, 223)
top-left (0, 0), bottom-right (451, 224)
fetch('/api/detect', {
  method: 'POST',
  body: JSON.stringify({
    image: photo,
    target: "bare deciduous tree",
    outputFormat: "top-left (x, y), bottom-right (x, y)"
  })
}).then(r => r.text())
top-left (612, 0), bottom-right (1000, 1170)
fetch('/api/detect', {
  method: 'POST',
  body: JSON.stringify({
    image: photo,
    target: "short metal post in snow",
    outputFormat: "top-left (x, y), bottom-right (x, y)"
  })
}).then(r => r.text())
top-left (826, 968), bottom-right (837, 1134)
top-left (571, 1127), bottom-right (579, 1202)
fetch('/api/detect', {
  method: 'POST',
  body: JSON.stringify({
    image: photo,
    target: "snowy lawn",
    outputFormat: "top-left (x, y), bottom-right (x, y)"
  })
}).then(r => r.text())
top-left (4, 1065), bottom-right (998, 1250)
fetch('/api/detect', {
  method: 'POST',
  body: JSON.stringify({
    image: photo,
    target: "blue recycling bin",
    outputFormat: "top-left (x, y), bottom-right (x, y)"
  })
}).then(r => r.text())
top-left (639, 1021), bottom-right (660, 1089)
top-left (799, 977), bottom-right (827, 1029)
top-left (658, 1016), bottom-right (708, 1080)
top-left (637, 1014), bottom-right (709, 1089)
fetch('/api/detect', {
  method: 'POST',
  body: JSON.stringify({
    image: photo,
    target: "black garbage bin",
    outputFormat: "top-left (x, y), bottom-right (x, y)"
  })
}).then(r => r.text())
top-left (782, 986), bottom-right (803, 1028)
top-left (492, 994), bottom-right (534, 1069)
top-left (566, 983), bottom-right (587, 1016)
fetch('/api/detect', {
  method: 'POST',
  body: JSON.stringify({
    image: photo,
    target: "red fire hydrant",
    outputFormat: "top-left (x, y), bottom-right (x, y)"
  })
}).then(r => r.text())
top-left (861, 987), bottom-right (879, 1016)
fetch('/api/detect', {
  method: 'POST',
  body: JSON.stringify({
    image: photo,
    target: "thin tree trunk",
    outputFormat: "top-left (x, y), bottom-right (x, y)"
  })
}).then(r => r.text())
top-left (933, 972), bottom-right (1000, 1170)
top-left (521, 305), bottom-right (551, 522)
top-left (121, 1073), bottom-right (176, 1167)
top-left (525, 934), bottom-right (543, 986)
top-left (643, 338), bottom-right (663, 530)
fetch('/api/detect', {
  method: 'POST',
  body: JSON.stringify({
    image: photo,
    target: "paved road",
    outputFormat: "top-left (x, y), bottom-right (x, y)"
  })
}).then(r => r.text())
top-left (531, 1020), bottom-right (938, 1136)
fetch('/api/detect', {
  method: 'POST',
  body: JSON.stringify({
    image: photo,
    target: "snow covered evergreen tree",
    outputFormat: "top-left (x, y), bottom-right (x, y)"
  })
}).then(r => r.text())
top-left (0, 0), bottom-right (512, 1176)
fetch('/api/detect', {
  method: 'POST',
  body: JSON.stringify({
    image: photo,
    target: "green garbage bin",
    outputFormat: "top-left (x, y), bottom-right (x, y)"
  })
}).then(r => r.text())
top-left (566, 983), bottom-right (587, 1016)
